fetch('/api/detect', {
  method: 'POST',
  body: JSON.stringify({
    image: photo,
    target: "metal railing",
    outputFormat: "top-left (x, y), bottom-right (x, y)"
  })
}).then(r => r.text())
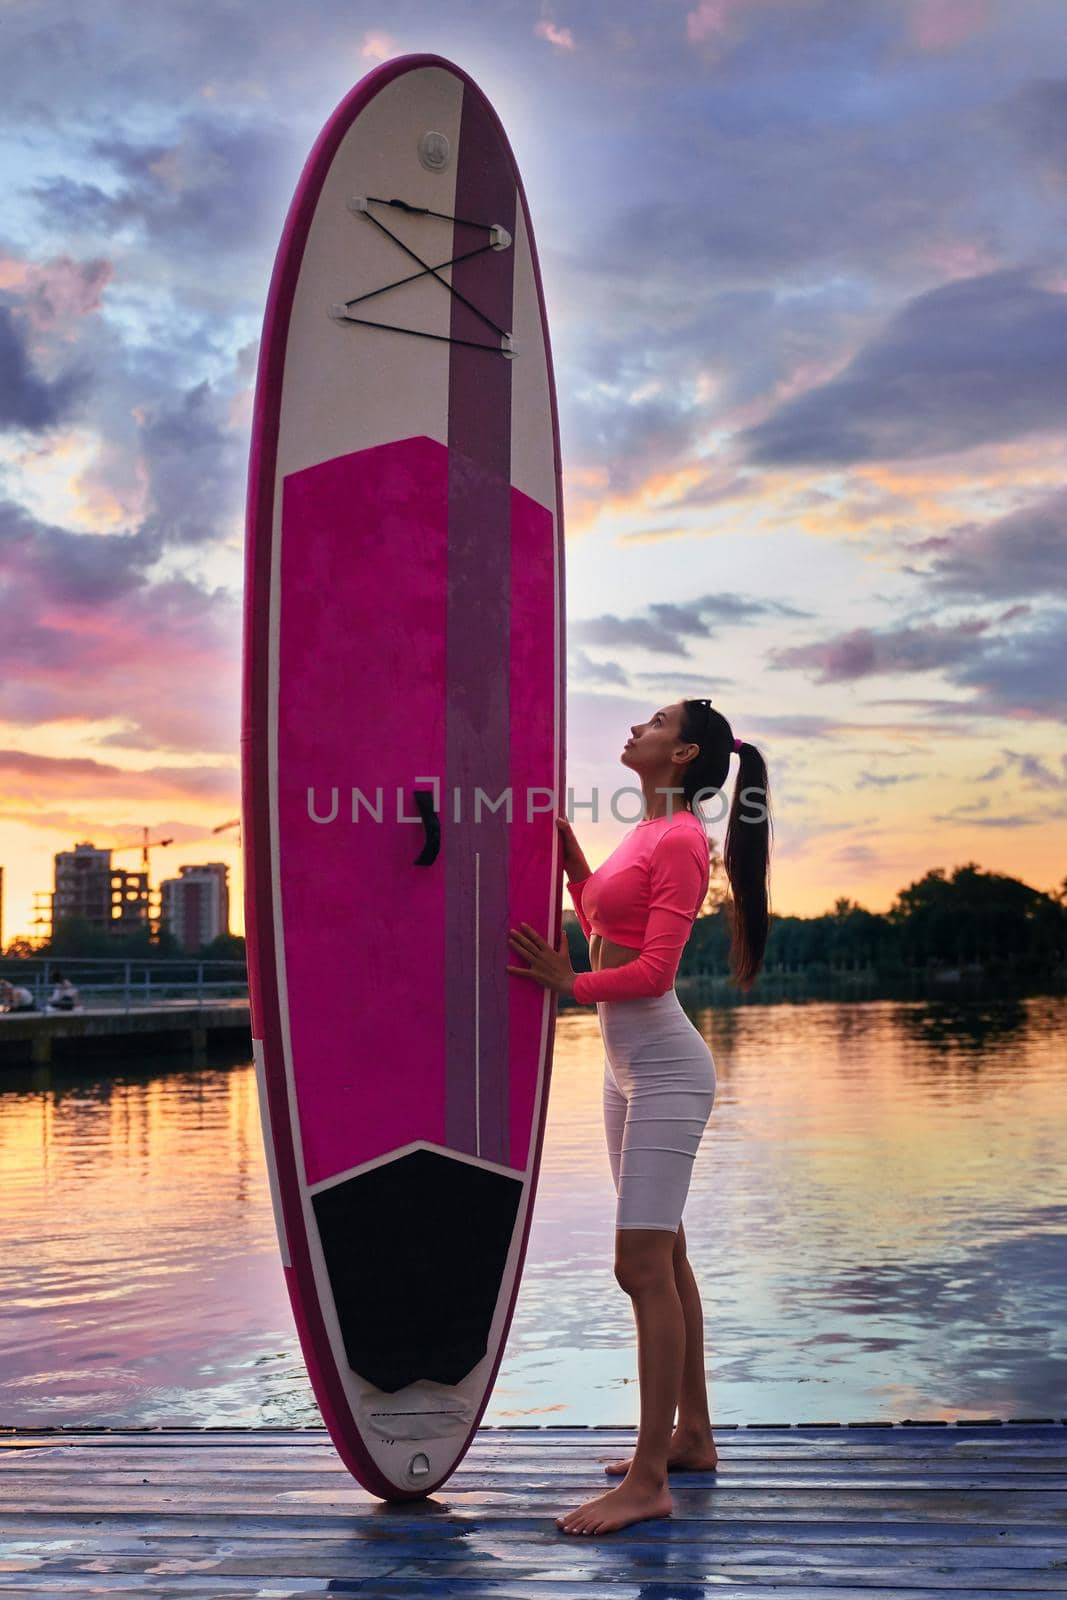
top-left (0, 956), bottom-right (248, 1012)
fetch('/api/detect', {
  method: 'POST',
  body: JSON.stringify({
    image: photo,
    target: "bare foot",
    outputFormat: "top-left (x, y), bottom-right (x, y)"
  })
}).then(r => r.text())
top-left (556, 1476), bottom-right (672, 1535)
top-left (603, 1429), bottom-right (718, 1476)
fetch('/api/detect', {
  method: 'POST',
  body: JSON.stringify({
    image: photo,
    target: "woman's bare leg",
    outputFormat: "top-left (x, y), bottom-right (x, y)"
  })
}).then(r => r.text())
top-left (556, 1229), bottom-right (680, 1533)
top-left (604, 1220), bottom-right (718, 1474)
top-left (673, 1221), bottom-right (715, 1438)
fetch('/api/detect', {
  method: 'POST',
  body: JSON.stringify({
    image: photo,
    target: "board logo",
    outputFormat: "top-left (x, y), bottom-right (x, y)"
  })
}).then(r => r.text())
top-left (417, 129), bottom-right (451, 171)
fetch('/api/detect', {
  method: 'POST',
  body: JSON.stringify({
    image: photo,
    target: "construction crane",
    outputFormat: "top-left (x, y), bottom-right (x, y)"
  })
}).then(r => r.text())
top-left (109, 826), bottom-right (176, 869)
top-left (108, 819), bottom-right (241, 859)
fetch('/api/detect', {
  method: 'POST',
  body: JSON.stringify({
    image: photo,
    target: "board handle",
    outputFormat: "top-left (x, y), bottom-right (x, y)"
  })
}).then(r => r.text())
top-left (412, 789), bottom-right (441, 866)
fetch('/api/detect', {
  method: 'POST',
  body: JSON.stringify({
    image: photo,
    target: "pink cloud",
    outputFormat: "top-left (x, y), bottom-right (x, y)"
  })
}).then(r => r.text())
top-left (0, 252), bottom-right (112, 340)
top-left (685, 0), bottom-right (749, 45)
top-left (359, 31), bottom-right (397, 63)
top-left (0, 510), bottom-right (240, 754)
top-left (0, 748), bottom-right (236, 809)
top-left (921, 238), bottom-right (1001, 279)
top-left (0, 804), bottom-right (234, 840)
top-left (908, 0), bottom-right (989, 52)
top-left (535, 18), bottom-right (576, 49)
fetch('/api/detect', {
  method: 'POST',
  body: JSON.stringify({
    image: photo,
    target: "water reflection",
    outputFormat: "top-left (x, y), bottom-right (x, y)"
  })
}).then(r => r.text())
top-left (895, 995), bottom-right (1033, 1052)
top-left (0, 996), bottom-right (1063, 1426)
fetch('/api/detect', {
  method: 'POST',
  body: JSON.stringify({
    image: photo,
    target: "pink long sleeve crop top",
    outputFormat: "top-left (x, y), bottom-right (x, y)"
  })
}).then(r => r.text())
top-left (566, 809), bottom-right (710, 1003)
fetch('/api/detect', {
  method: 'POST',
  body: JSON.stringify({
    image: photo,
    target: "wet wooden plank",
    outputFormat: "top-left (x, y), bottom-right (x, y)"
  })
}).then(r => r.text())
top-left (5, 1470), bottom-right (1066, 1501)
top-left (3, 1432), bottom-right (1066, 1470)
top-left (4, 1427), bottom-right (1062, 1440)
top-left (3, 1530), bottom-right (1067, 1586)
top-left (4, 1425), bottom-right (1066, 1449)
top-left (6, 1510), bottom-right (1066, 1546)
top-left (4, 1426), bottom-right (1066, 1459)
top-left (3, 1584), bottom-right (1067, 1600)
top-left (3, 1463), bottom-right (1067, 1495)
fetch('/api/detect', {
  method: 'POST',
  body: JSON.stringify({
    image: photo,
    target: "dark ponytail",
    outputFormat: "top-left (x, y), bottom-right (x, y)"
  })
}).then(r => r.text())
top-left (680, 698), bottom-right (772, 994)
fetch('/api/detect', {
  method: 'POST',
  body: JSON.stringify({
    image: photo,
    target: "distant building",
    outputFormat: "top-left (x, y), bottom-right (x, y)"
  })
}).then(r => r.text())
top-left (160, 863), bottom-right (230, 952)
top-left (51, 843), bottom-right (150, 938)
top-left (53, 844), bottom-right (110, 928)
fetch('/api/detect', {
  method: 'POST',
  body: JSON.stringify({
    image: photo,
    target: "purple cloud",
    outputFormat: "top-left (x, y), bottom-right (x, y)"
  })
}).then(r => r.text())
top-left (738, 268), bottom-right (1067, 466)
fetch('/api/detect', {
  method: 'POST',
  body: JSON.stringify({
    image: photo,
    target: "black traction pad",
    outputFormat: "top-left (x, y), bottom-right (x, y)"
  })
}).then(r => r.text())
top-left (311, 1146), bottom-right (524, 1393)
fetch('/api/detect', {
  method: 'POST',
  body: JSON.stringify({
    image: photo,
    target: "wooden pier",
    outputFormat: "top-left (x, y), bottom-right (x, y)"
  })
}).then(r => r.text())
top-left (1, 1419), bottom-right (1065, 1596)
top-left (0, 1001), bottom-right (250, 1067)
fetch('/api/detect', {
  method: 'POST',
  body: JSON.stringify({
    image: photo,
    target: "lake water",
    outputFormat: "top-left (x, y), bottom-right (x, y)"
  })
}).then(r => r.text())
top-left (1, 995), bottom-right (1064, 1429)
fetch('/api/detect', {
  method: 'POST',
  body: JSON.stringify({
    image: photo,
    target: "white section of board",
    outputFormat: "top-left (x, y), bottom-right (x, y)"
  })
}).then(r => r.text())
top-left (252, 1036), bottom-right (292, 1268)
top-left (509, 192), bottom-right (557, 513)
top-left (277, 66), bottom-right (464, 479)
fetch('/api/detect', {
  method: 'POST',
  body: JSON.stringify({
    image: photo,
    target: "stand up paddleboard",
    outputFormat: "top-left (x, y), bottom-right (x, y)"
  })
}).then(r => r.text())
top-left (241, 54), bottom-right (566, 1500)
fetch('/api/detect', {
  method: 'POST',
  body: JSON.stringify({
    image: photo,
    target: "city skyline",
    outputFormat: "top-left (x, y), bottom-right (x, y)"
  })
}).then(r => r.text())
top-left (1, 841), bottom-right (231, 951)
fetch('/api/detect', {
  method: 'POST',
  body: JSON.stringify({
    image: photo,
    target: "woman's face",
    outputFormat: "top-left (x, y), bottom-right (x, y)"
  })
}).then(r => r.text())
top-left (621, 701), bottom-right (692, 774)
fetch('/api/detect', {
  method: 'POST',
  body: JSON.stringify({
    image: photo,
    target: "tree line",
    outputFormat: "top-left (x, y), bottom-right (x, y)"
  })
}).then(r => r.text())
top-left (2, 920), bottom-right (246, 962)
top-left (565, 860), bottom-right (1067, 983)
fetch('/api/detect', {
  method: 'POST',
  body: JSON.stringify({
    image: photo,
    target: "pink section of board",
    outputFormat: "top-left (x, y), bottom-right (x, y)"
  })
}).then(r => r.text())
top-left (278, 435), bottom-right (558, 1190)
top-left (507, 485), bottom-right (558, 1173)
top-left (278, 436), bottom-right (448, 1189)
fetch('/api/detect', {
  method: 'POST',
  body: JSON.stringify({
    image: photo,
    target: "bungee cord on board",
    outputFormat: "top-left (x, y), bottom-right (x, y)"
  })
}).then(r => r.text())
top-left (330, 194), bottom-right (516, 356)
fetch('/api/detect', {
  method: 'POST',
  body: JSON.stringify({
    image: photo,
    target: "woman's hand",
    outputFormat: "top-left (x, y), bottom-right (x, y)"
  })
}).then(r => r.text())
top-left (556, 814), bottom-right (590, 881)
top-left (507, 922), bottom-right (576, 997)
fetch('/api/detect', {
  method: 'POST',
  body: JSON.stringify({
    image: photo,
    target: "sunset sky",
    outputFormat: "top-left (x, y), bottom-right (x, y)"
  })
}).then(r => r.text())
top-left (1, 0), bottom-right (1065, 944)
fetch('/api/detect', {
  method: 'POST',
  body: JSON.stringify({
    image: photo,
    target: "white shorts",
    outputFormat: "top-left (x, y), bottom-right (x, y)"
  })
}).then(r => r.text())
top-left (599, 988), bottom-right (717, 1233)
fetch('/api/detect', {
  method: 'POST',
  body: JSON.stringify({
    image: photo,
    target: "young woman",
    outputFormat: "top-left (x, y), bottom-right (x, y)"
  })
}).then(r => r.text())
top-left (507, 696), bottom-right (772, 1535)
